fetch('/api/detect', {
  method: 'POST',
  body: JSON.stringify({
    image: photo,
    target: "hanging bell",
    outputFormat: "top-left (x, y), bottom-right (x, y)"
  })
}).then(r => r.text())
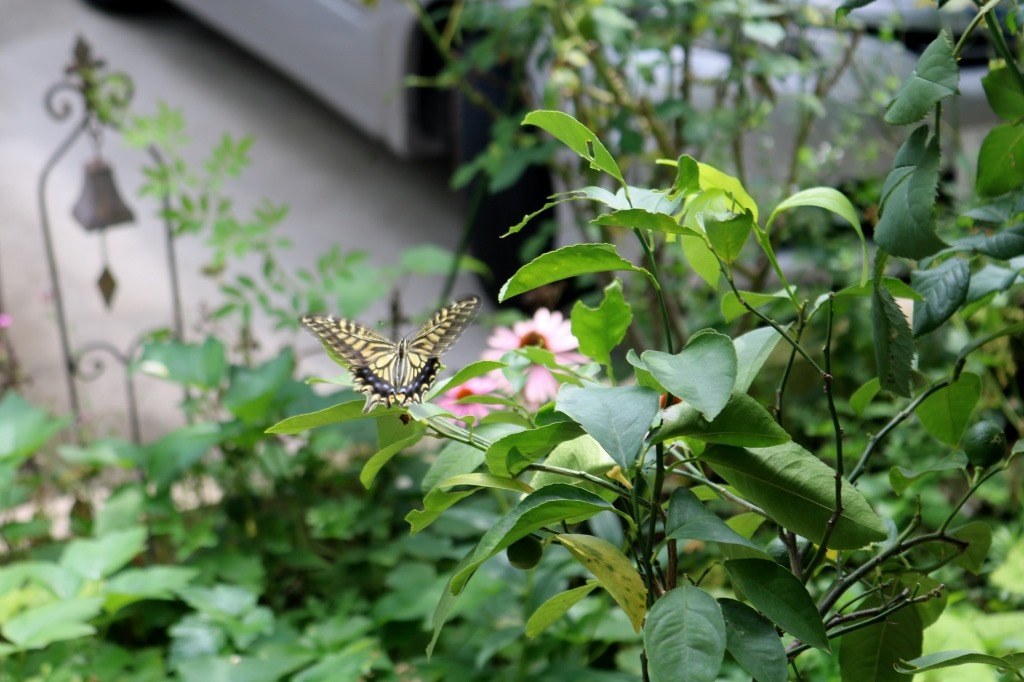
top-left (72, 158), bottom-right (135, 231)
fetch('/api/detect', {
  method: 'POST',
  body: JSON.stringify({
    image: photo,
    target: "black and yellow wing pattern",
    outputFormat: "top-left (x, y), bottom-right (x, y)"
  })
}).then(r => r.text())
top-left (301, 295), bottom-right (481, 412)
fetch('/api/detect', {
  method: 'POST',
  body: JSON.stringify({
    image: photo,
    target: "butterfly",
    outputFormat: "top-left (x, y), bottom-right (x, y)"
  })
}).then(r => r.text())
top-left (301, 295), bottom-right (481, 413)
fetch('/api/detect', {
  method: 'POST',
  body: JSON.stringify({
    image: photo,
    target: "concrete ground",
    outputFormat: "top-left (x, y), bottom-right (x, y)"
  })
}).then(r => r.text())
top-left (0, 0), bottom-right (489, 440)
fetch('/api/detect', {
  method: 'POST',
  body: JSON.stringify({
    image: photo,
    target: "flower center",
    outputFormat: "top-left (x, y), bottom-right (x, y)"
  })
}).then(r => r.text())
top-left (519, 331), bottom-right (548, 348)
top-left (454, 386), bottom-right (475, 400)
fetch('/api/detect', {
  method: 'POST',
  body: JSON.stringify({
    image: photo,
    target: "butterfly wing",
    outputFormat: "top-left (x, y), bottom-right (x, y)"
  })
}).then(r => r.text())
top-left (300, 316), bottom-right (402, 412)
top-left (406, 295), bottom-right (482, 358)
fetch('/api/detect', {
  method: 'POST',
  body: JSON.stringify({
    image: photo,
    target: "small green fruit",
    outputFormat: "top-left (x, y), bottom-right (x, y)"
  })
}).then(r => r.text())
top-left (506, 536), bottom-right (543, 570)
top-left (963, 420), bottom-right (1007, 469)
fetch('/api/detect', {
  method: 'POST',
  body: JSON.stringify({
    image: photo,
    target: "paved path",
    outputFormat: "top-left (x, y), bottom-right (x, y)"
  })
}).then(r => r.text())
top-left (0, 0), bottom-right (488, 439)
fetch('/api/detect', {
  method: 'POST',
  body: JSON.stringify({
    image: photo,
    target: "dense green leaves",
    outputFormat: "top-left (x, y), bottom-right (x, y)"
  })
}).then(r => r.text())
top-left (719, 599), bottom-right (788, 682)
top-left (0, 393), bottom-right (68, 465)
top-left (665, 488), bottom-right (767, 555)
top-left (701, 443), bottom-right (887, 549)
top-left (137, 336), bottom-right (227, 390)
top-left (644, 586), bottom-right (726, 682)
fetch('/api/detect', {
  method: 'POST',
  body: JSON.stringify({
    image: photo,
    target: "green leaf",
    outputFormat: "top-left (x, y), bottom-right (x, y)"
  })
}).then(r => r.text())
top-left (895, 650), bottom-right (1023, 674)
top-left (733, 326), bottom-right (784, 393)
top-left (449, 484), bottom-right (615, 594)
top-left (875, 126), bottom-right (946, 259)
top-left (556, 384), bottom-right (659, 470)
top-left (591, 208), bottom-right (697, 236)
top-left (136, 336), bottom-right (227, 390)
top-left (644, 586), bottom-right (726, 682)
top-left (889, 452), bottom-right (967, 494)
top-left (223, 349), bottom-right (294, 423)
top-left (266, 399), bottom-right (376, 434)
top-left (967, 264), bottom-right (1022, 303)
top-left (1, 596), bottom-right (105, 650)
top-left (95, 485), bottom-right (145, 536)
top-left (104, 566), bottom-right (200, 614)
top-left (697, 163), bottom-right (759, 223)
top-left (681, 233), bottom-right (721, 288)
top-left (360, 433), bottom-right (424, 488)
top-left (176, 656), bottom-right (310, 682)
top-left (642, 330), bottom-right (737, 420)
top-left (884, 32), bottom-right (958, 125)
top-left (705, 210), bottom-right (753, 264)
top-left (983, 65), bottom-right (1024, 121)
top-left (721, 289), bottom-right (791, 323)
top-left (926, 521), bottom-right (992, 575)
top-left (850, 378), bottom-right (881, 417)
top-left (571, 279), bottom-right (633, 369)
top-left (499, 243), bottom-right (646, 302)
top-left (910, 259), bottom-right (969, 336)
top-left (61, 527), bottom-right (147, 580)
top-left (522, 110), bottom-right (624, 185)
top-left (701, 443), bottom-right (887, 549)
top-left (429, 484), bottom-right (615, 654)
top-left (976, 123), bottom-right (1024, 197)
top-left (526, 434), bottom-right (618, 497)
top-left (485, 422), bottom-right (585, 477)
top-left (914, 373), bottom-right (981, 445)
top-left (0, 393), bottom-right (69, 465)
top-left (555, 533), bottom-right (646, 632)
top-left (140, 423), bottom-right (223, 488)
top-left (666, 487), bottom-right (767, 555)
top-left (872, 282), bottom-right (914, 398)
top-left (399, 243), bottom-right (489, 276)
top-left (673, 155), bottom-right (700, 196)
top-left (525, 582), bottom-right (600, 638)
top-left (725, 559), bottom-right (830, 652)
top-left (655, 392), bottom-right (790, 447)
top-left (839, 597), bottom-right (922, 682)
top-left (767, 187), bottom-right (869, 286)
top-left (719, 599), bottom-right (788, 682)
top-left (431, 360), bottom-right (508, 397)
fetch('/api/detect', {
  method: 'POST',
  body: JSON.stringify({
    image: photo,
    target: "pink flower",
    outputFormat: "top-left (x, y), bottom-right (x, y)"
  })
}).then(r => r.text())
top-left (484, 308), bottom-right (585, 408)
top-left (0, 314), bottom-right (9, 329)
top-left (436, 375), bottom-right (500, 420)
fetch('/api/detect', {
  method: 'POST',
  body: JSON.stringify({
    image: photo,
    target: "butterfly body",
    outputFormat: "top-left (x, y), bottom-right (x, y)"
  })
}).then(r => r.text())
top-left (301, 296), bottom-right (481, 413)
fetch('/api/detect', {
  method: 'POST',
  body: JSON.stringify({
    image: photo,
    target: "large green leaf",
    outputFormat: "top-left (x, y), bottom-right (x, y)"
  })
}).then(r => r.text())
top-left (977, 123), bottom-right (1024, 197)
top-left (499, 243), bottom-right (647, 302)
top-left (136, 336), bottom-right (227, 390)
top-left (914, 373), bottom-right (981, 445)
top-left (665, 488), bottom-right (767, 555)
top-left (896, 650), bottom-right (1024, 675)
top-left (872, 281), bottom-right (914, 398)
top-left (642, 330), bottom-right (737, 420)
top-left (983, 64), bottom-right (1024, 122)
top-left (556, 533), bottom-right (646, 632)
top-left (884, 32), bottom-right (958, 125)
top-left (767, 187), bottom-right (868, 286)
top-left (1, 596), bottom-right (105, 650)
top-left (104, 566), bottom-right (200, 614)
top-left (644, 586), bottom-right (726, 682)
top-left (875, 126), bottom-right (945, 259)
top-left (719, 598), bottom-right (788, 682)
top-left (889, 452), bottom-right (967, 494)
top-left (223, 349), bottom-right (294, 423)
top-left (0, 393), bottom-right (68, 465)
top-left (701, 443), bottom-right (887, 549)
top-left (725, 559), bottom-right (830, 652)
top-left (176, 656), bottom-right (311, 682)
top-left (140, 422), bottom-right (224, 488)
top-left (705, 210), bottom-right (753, 264)
top-left (591, 208), bottom-right (697, 236)
top-left (525, 582), bottom-right (600, 638)
top-left (60, 527), bottom-right (147, 580)
top-left (733, 326), bottom-right (785, 393)
top-left (266, 400), bottom-right (376, 434)
top-left (655, 392), bottom-right (790, 447)
top-left (359, 433), bottom-right (425, 488)
top-left (571, 279), bottom-right (633, 369)
top-left (839, 598), bottom-right (922, 682)
top-left (556, 384), bottom-right (660, 470)
top-left (911, 259), bottom-right (969, 336)
top-left (522, 111), bottom-right (624, 185)
top-left (527, 434), bottom-right (618, 498)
